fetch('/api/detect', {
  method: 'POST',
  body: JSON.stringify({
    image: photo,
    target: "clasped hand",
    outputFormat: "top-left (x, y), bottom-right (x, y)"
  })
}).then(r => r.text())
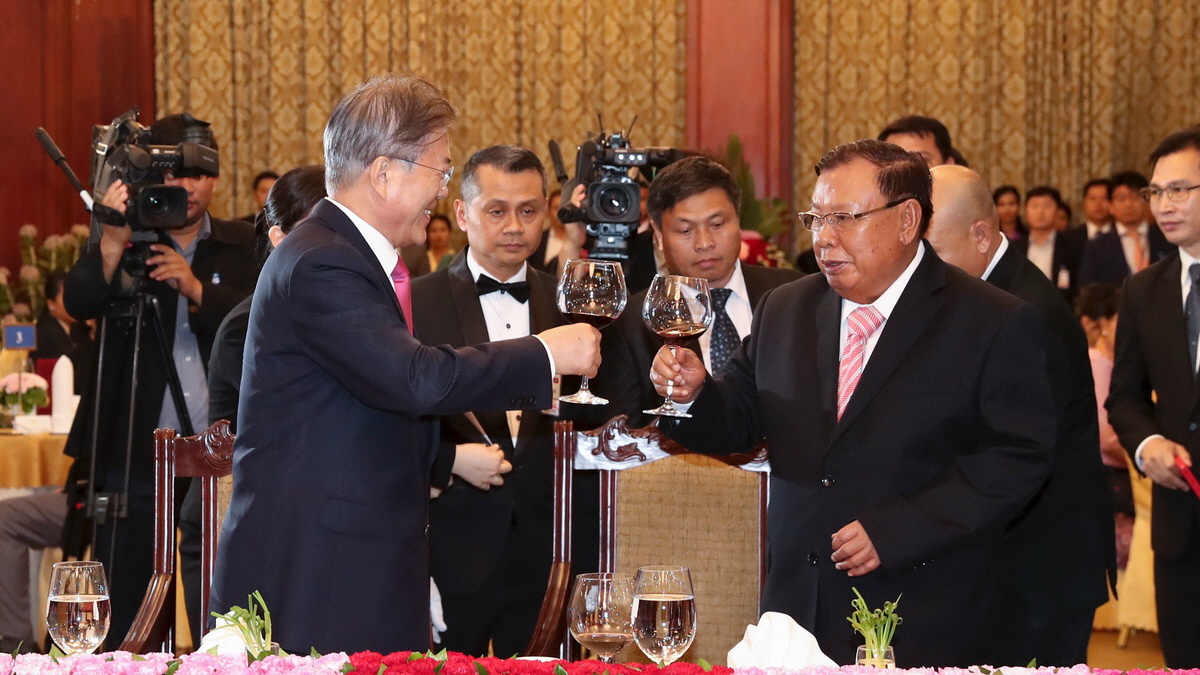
top-left (649, 345), bottom-right (706, 403)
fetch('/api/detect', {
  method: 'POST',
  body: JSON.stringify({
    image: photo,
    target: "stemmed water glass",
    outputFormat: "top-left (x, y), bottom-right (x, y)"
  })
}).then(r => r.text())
top-left (641, 275), bottom-right (713, 417)
top-left (632, 565), bottom-right (697, 666)
top-left (556, 258), bottom-right (628, 405)
top-left (46, 561), bottom-right (111, 655)
top-left (568, 572), bottom-right (636, 663)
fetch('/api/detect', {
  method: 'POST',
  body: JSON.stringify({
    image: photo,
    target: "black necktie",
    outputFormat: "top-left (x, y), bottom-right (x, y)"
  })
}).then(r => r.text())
top-left (1187, 264), bottom-right (1200, 375)
top-left (709, 287), bottom-right (740, 374)
top-left (476, 275), bottom-right (530, 303)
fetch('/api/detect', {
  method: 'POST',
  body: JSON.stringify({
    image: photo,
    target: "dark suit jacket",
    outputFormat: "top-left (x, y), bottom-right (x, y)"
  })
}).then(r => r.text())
top-left (1107, 254), bottom-right (1200, 560)
top-left (33, 312), bottom-right (94, 392)
top-left (981, 244), bottom-right (1114, 663)
top-left (412, 251), bottom-right (595, 595)
top-left (1013, 230), bottom-right (1085, 300)
top-left (587, 263), bottom-right (801, 428)
top-left (210, 200), bottom-right (554, 654)
top-left (1078, 224), bottom-right (1176, 286)
top-left (206, 295), bottom-right (252, 431)
top-left (665, 244), bottom-right (1055, 667)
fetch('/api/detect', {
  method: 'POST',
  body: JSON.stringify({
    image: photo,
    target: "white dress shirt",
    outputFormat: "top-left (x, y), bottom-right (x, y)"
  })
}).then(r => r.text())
top-left (981, 235), bottom-right (1011, 281)
top-left (1025, 232), bottom-right (1055, 280)
top-left (1119, 222), bottom-right (1150, 272)
top-left (467, 250), bottom-right (533, 445)
top-left (838, 241), bottom-right (926, 364)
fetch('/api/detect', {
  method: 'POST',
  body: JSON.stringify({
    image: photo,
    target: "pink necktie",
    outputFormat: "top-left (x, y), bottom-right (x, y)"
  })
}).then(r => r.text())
top-left (391, 258), bottom-right (414, 331)
top-left (836, 305), bottom-right (885, 420)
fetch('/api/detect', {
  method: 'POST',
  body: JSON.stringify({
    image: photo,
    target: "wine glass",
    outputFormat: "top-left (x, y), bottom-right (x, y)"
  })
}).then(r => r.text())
top-left (568, 572), bottom-right (635, 663)
top-left (641, 275), bottom-right (713, 417)
top-left (46, 561), bottom-right (111, 655)
top-left (556, 258), bottom-right (628, 405)
top-left (632, 565), bottom-right (696, 666)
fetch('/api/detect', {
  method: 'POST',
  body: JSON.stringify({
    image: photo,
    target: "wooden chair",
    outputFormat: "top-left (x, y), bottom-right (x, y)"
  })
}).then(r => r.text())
top-left (525, 415), bottom-right (767, 662)
top-left (119, 421), bottom-right (234, 653)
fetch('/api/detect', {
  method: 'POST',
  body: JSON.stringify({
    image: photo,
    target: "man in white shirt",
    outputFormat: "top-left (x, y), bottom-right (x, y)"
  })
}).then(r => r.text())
top-left (925, 165), bottom-right (1113, 666)
top-left (588, 156), bottom-right (800, 428)
top-left (1016, 185), bottom-right (1082, 297)
top-left (1107, 127), bottom-right (1200, 668)
top-left (411, 145), bottom-right (598, 656)
top-left (650, 139), bottom-right (1054, 666)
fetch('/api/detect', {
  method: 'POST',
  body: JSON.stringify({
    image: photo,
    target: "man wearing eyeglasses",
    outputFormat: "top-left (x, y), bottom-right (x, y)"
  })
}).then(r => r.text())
top-left (211, 75), bottom-right (603, 655)
top-left (650, 139), bottom-right (1054, 666)
top-left (1107, 127), bottom-right (1200, 668)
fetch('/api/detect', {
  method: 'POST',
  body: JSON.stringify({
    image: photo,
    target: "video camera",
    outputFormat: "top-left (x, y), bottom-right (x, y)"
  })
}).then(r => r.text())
top-left (89, 108), bottom-right (219, 236)
top-left (556, 123), bottom-right (688, 260)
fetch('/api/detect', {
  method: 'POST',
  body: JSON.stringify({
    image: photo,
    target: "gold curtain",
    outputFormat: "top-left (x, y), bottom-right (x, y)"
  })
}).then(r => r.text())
top-left (792, 0), bottom-right (1200, 214)
top-left (154, 0), bottom-right (687, 220)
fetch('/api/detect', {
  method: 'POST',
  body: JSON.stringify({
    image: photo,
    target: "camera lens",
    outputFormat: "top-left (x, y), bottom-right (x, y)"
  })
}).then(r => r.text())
top-left (142, 192), bottom-right (171, 217)
top-left (595, 185), bottom-right (632, 220)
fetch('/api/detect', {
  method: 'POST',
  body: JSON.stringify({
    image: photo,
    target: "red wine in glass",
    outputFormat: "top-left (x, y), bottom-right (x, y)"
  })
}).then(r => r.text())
top-left (642, 275), bottom-right (713, 418)
top-left (556, 259), bottom-right (627, 405)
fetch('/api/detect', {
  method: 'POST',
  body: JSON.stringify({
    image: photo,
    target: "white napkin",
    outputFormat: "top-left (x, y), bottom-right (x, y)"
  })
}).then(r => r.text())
top-left (726, 611), bottom-right (838, 668)
top-left (430, 577), bottom-right (447, 642)
top-left (13, 414), bottom-right (52, 435)
top-left (50, 357), bottom-right (78, 434)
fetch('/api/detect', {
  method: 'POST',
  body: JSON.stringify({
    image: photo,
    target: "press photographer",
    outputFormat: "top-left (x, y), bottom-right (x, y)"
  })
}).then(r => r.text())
top-left (61, 112), bottom-right (258, 645)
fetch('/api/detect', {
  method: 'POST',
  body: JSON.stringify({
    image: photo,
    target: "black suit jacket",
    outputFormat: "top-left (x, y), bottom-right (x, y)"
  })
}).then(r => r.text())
top-left (980, 244), bottom-right (1114, 662)
top-left (1078, 224), bottom-right (1176, 286)
top-left (1013, 230), bottom-right (1085, 300)
top-left (206, 295), bottom-right (252, 431)
top-left (587, 263), bottom-right (801, 428)
top-left (210, 200), bottom-right (554, 654)
top-left (665, 244), bottom-right (1055, 667)
top-left (412, 251), bottom-right (596, 596)
top-left (1107, 254), bottom-right (1200, 559)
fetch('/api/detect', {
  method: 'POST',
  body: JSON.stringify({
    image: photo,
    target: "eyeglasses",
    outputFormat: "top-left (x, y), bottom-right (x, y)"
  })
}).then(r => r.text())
top-left (1139, 184), bottom-right (1200, 203)
top-left (798, 196), bottom-right (914, 234)
top-left (394, 157), bottom-right (455, 189)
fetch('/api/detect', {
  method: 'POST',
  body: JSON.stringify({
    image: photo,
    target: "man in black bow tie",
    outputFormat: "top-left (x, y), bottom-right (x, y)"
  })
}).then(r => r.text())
top-left (412, 144), bottom-right (598, 656)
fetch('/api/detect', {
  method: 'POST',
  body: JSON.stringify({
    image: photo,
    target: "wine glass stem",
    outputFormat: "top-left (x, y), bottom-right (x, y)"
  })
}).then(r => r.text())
top-left (598, 654), bottom-right (615, 664)
top-left (579, 375), bottom-right (592, 393)
top-left (664, 345), bottom-right (677, 404)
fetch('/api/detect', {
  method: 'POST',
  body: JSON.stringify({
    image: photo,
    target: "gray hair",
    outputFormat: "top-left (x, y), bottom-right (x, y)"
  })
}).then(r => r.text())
top-left (323, 74), bottom-right (458, 193)
top-left (459, 145), bottom-right (547, 205)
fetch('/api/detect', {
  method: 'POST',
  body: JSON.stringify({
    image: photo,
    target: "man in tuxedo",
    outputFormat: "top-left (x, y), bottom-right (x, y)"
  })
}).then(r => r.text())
top-left (412, 145), bottom-right (598, 656)
top-left (1014, 186), bottom-right (1083, 300)
top-left (1107, 127), bottom-right (1200, 668)
top-left (589, 156), bottom-right (800, 427)
top-left (210, 75), bottom-right (602, 655)
top-left (925, 165), bottom-right (1113, 666)
top-left (1079, 171), bottom-right (1175, 285)
top-left (650, 140), bottom-right (1054, 666)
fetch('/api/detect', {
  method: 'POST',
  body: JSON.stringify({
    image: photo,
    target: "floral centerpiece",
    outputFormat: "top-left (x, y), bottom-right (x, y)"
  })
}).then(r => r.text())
top-left (847, 588), bottom-right (901, 668)
top-left (1, 372), bottom-right (49, 417)
top-left (1, 223), bottom-right (89, 322)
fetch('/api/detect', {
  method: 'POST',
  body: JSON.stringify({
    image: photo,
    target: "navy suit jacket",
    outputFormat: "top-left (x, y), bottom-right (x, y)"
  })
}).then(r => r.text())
top-left (665, 244), bottom-right (1055, 667)
top-left (1078, 225), bottom-right (1175, 286)
top-left (211, 200), bottom-right (554, 654)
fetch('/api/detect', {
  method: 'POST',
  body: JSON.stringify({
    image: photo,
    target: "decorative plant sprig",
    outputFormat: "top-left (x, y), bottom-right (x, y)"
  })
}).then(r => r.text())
top-left (210, 590), bottom-right (273, 659)
top-left (847, 587), bottom-right (902, 654)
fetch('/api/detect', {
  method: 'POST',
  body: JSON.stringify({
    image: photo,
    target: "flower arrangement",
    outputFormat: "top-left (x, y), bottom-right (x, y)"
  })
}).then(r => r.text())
top-left (1, 223), bottom-right (89, 322)
top-left (201, 592), bottom-right (276, 659)
top-left (846, 588), bottom-right (901, 666)
top-left (1, 372), bottom-right (49, 415)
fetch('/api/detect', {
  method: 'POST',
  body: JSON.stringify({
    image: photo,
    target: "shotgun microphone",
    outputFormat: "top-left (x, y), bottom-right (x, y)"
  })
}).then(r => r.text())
top-left (36, 127), bottom-right (94, 210)
top-left (548, 139), bottom-right (569, 184)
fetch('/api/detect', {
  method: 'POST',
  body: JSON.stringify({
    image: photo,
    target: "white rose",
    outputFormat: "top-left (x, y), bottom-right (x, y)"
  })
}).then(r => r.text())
top-left (198, 617), bottom-right (250, 655)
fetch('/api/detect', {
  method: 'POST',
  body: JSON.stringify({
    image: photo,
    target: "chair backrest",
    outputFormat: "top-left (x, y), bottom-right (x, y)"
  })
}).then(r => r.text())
top-left (119, 420), bottom-right (234, 653)
top-left (525, 416), bottom-right (767, 662)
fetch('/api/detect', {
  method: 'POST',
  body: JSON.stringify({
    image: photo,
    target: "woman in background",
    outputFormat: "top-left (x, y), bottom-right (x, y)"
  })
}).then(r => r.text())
top-left (994, 185), bottom-right (1028, 241)
top-left (425, 213), bottom-right (457, 272)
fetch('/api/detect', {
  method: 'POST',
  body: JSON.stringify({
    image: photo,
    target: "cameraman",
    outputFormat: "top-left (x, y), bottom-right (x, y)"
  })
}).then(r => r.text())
top-left (61, 114), bottom-right (258, 646)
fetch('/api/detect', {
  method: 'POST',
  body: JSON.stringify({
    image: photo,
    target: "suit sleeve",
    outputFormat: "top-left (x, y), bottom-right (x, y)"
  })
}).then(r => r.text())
top-left (1105, 275), bottom-right (1161, 461)
top-left (288, 244), bottom-right (553, 416)
top-left (580, 308), bottom-right (655, 429)
top-left (857, 302), bottom-right (1056, 569)
top-left (62, 246), bottom-right (119, 321)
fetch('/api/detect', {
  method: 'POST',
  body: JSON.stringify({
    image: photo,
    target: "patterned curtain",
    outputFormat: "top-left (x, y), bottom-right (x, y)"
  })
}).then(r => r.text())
top-left (154, 0), bottom-right (687, 221)
top-left (792, 0), bottom-right (1200, 217)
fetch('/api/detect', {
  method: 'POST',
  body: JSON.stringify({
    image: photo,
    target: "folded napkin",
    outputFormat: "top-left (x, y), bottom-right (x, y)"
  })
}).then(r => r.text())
top-left (13, 414), bottom-right (52, 435)
top-left (726, 611), bottom-right (838, 668)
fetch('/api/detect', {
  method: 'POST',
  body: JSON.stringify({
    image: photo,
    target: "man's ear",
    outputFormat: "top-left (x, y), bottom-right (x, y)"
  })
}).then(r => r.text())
top-left (367, 156), bottom-right (392, 197)
top-left (899, 199), bottom-right (922, 244)
top-left (453, 199), bottom-right (468, 233)
top-left (970, 220), bottom-right (992, 254)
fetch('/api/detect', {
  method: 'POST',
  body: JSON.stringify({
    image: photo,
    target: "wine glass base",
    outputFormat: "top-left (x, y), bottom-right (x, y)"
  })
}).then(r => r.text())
top-left (561, 390), bottom-right (609, 405)
top-left (643, 405), bottom-right (691, 418)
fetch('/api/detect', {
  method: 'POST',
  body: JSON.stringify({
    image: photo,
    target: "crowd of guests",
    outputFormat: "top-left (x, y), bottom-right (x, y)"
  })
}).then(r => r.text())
top-left (1, 86), bottom-right (1198, 672)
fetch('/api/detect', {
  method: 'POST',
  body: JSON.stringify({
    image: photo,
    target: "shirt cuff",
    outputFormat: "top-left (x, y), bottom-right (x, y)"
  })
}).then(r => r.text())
top-left (533, 335), bottom-right (557, 381)
top-left (1134, 434), bottom-right (1164, 472)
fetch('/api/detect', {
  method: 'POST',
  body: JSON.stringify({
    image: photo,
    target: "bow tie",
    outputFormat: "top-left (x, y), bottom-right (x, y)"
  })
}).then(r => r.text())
top-left (476, 275), bottom-right (530, 303)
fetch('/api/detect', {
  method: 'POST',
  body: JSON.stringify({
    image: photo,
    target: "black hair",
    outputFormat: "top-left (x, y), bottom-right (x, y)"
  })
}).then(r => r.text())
top-left (877, 115), bottom-right (954, 163)
top-left (646, 156), bottom-right (741, 228)
top-left (1083, 178), bottom-right (1113, 199)
top-left (1074, 282), bottom-right (1120, 321)
top-left (815, 139), bottom-right (934, 236)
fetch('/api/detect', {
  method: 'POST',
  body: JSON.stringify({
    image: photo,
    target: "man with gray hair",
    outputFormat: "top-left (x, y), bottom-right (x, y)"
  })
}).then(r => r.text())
top-left (210, 75), bottom-right (601, 654)
top-left (925, 165), bottom-right (1112, 666)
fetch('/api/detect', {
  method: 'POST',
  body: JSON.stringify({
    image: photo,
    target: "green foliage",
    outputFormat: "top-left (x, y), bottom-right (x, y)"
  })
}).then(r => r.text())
top-left (722, 136), bottom-right (790, 240)
top-left (847, 587), bottom-right (902, 653)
